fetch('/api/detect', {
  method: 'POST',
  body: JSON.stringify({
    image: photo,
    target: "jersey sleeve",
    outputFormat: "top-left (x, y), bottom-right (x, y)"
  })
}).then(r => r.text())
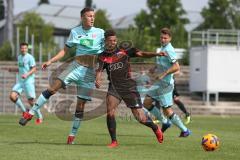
top-left (65, 29), bottom-right (77, 48)
top-left (29, 55), bottom-right (36, 68)
top-left (99, 29), bottom-right (105, 53)
top-left (166, 49), bottom-right (177, 63)
top-left (96, 55), bottom-right (106, 72)
top-left (127, 48), bottom-right (139, 57)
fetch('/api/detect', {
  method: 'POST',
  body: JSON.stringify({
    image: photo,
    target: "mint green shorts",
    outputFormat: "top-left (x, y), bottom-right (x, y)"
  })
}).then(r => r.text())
top-left (12, 82), bottom-right (36, 99)
top-left (58, 61), bottom-right (95, 101)
top-left (146, 81), bottom-right (174, 107)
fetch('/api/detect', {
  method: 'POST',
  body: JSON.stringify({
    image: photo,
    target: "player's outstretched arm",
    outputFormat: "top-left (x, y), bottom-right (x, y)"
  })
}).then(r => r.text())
top-left (42, 46), bottom-right (68, 70)
top-left (136, 51), bottom-right (167, 58)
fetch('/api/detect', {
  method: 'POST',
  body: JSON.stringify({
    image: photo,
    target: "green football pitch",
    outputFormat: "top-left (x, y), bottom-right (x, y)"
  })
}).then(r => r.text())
top-left (0, 115), bottom-right (240, 160)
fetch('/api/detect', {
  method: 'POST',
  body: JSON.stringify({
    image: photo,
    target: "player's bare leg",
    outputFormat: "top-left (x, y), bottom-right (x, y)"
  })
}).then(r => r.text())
top-left (10, 91), bottom-right (27, 113)
top-left (19, 79), bottom-right (63, 126)
top-left (131, 108), bottom-right (163, 143)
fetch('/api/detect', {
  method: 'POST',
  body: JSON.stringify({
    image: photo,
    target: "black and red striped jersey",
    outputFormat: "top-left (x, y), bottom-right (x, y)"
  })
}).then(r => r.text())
top-left (97, 48), bottom-right (139, 86)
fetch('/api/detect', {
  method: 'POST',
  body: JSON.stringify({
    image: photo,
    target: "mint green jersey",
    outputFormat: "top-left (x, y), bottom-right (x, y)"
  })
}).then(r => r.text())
top-left (156, 43), bottom-right (177, 85)
top-left (17, 53), bottom-right (36, 83)
top-left (65, 26), bottom-right (104, 55)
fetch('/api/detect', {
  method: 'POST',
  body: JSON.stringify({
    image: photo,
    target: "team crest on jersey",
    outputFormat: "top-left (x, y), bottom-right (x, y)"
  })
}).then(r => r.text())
top-left (92, 34), bottom-right (97, 38)
top-left (116, 50), bottom-right (126, 58)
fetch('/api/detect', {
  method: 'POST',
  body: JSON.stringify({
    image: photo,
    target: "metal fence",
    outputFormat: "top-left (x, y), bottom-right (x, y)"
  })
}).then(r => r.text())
top-left (188, 29), bottom-right (240, 49)
top-left (0, 62), bottom-right (157, 119)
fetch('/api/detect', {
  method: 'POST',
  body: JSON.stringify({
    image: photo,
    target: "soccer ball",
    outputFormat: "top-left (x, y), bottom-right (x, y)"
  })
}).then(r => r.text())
top-left (201, 134), bottom-right (220, 151)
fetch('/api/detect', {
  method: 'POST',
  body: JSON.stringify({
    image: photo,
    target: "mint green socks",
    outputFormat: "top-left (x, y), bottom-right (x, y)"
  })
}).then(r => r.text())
top-left (15, 98), bottom-right (26, 112)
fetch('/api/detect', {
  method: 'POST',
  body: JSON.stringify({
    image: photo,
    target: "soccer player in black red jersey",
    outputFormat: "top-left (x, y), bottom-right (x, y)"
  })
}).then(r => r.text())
top-left (95, 29), bottom-right (166, 148)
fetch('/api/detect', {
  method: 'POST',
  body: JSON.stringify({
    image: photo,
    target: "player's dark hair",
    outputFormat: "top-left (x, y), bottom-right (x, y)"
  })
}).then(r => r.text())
top-left (104, 29), bottom-right (116, 39)
top-left (160, 28), bottom-right (172, 37)
top-left (20, 42), bottom-right (28, 47)
top-left (80, 7), bottom-right (94, 17)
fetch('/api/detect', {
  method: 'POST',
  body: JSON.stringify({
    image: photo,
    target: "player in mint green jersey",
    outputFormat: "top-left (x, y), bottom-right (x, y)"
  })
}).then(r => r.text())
top-left (136, 67), bottom-right (172, 130)
top-left (19, 8), bottom-right (105, 145)
top-left (9, 42), bottom-right (43, 124)
top-left (144, 28), bottom-right (191, 137)
top-left (136, 67), bottom-right (151, 103)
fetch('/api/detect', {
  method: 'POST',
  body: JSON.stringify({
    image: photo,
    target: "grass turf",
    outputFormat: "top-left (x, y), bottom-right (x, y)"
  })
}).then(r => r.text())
top-left (0, 115), bottom-right (240, 160)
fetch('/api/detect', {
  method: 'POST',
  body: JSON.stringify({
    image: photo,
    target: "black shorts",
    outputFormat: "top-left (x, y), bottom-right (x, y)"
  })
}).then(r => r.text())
top-left (173, 86), bottom-right (180, 98)
top-left (107, 83), bottom-right (142, 108)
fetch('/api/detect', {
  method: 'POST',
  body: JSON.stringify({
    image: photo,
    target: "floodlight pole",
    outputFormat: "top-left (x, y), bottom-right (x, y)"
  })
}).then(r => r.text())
top-left (25, 26), bottom-right (29, 43)
top-left (5, 0), bottom-right (14, 57)
top-left (16, 27), bottom-right (20, 58)
top-left (31, 34), bottom-right (34, 56)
